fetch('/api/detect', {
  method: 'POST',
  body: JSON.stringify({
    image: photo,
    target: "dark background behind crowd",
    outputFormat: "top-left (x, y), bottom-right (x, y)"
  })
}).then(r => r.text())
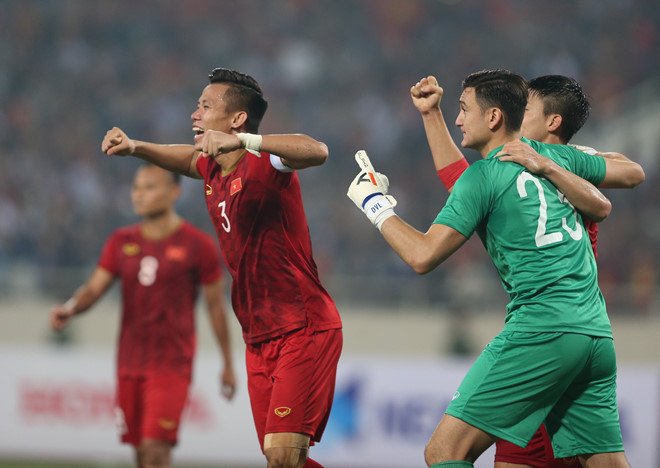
top-left (1, 0), bottom-right (658, 316)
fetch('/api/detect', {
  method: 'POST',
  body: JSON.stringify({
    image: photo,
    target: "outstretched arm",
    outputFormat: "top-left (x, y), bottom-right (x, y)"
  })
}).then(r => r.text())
top-left (102, 127), bottom-right (202, 178)
top-left (202, 277), bottom-right (236, 401)
top-left (496, 140), bottom-right (612, 222)
top-left (411, 76), bottom-right (467, 192)
top-left (50, 266), bottom-right (115, 330)
top-left (193, 130), bottom-right (329, 170)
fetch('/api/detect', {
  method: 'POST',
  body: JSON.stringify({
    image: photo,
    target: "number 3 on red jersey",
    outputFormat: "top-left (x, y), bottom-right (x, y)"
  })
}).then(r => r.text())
top-left (217, 201), bottom-right (231, 233)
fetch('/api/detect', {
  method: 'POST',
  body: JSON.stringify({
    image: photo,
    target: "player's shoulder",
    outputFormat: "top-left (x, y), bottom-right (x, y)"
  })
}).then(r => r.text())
top-left (246, 150), bottom-right (296, 175)
top-left (525, 138), bottom-right (580, 170)
top-left (451, 158), bottom-right (492, 194)
top-left (526, 138), bottom-right (575, 158)
top-left (176, 222), bottom-right (220, 259)
top-left (110, 224), bottom-right (141, 240)
top-left (464, 157), bottom-right (495, 176)
top-left (179, 221), bottom-right (214, 240)
top-left (181, 222), bottom-right (220, 249)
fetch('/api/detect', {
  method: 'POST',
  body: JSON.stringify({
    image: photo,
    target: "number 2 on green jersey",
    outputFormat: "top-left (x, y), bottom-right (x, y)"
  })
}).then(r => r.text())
top-left (517, 172), bottom-right (583, 247)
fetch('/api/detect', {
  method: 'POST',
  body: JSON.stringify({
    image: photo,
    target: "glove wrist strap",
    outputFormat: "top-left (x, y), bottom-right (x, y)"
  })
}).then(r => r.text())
top-left (364, 194), bottom-right (396, 230)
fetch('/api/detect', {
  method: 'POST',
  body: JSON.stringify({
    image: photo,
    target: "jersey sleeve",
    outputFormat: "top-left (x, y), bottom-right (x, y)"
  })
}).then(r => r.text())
top-left (562, 145), bottom-right (607, 186)
top-left (97, 231), bottom-right (120, 275)
top-left (198, 233), bottom-right (223, 285)
top-left (433, 162), bottom-right (492, 238)
top-left (196, 153), bottom-right (210, 178)
top-left (269, 153), bottom-right (295, 173)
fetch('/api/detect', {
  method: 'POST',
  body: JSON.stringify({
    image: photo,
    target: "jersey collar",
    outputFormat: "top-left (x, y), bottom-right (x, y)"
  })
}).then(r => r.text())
top-left (486, 136), bottom-right (531, 159)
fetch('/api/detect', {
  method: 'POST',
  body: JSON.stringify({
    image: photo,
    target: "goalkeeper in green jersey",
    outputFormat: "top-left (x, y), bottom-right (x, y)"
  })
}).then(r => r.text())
top-left (347, 69), bottom-right (644, 468)
top-left (410, 73), bottom-right (645, 468)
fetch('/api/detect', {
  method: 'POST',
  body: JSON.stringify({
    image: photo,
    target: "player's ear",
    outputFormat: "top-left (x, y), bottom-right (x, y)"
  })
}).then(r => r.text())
top-left (547, 113), bottom-right (562, 133)
top-left (170, 183), bottom-right (182, 202)
top-left (231, 111), bottom-right (248, 131)
top-left (487, 107), bottom-right (504, 130)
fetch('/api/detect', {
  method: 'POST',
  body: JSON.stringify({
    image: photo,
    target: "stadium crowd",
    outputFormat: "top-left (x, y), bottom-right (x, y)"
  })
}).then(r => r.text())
top-left (1, 0), bottom-right (658, 314)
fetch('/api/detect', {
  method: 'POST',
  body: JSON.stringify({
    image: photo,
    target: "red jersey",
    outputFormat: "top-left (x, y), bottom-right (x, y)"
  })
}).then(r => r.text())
top-left (197, 151), bottom-right (341, 344)
top-left (98, 221), bottom-right (223, 378)
top-left (585, 219), bottom-right (598, 259)
top-left (495, 424), bottom-right (583, 468)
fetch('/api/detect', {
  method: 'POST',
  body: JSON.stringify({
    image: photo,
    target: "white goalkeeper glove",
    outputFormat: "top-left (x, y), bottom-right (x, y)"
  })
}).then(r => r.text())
top-left (347, 150), bottom-right (397, 230)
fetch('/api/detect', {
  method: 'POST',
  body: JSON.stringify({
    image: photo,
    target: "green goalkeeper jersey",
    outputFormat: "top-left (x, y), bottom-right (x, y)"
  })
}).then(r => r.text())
top-left (435, 137), bottom-right (610, 337)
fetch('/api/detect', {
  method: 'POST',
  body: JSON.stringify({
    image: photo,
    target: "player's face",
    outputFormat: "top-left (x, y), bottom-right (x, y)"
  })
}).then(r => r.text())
top-left (455, 88), bottom-right (490, 152)
top-left (191, 83), bottom-right (234, 143)
top-left (521, 93), bottom-right (551, 142)
top-left (131, 167), bottom-right (179, 218)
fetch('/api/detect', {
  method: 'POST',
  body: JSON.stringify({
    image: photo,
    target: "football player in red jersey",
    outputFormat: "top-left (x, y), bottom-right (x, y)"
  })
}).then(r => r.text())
top-left (50, 164), bottom-right (236, 468)
top-left (101, 68), bottom-right (342, 468)
top-left (410, 74), bottom-right (643, 468)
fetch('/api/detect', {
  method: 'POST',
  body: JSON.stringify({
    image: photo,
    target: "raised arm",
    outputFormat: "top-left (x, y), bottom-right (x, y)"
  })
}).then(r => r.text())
top-left (411, 76), bottom-right (467, 192)
top-left (496, 140), bottom-right (612, 222)
top-left (202, 277), bottom-right (236, 401)
top-left (50, 266), bottom-right (115, 330)
top-left (102, 127), bottom-right (202, 178)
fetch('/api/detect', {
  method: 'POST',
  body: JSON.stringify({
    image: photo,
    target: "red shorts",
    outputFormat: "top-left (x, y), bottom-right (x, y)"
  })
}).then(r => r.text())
top-left (115, 373), bottom-right (190, 446)
top-left (495, 424), bottom-right (583, 468)
top-left (246, 327), bottom-right (343, 450)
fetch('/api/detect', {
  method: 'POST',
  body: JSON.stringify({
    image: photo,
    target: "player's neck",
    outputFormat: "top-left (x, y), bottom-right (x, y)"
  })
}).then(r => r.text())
top-left (480, 130), bottom-right (521, 158)
top-left (214, 149), bottom-right (247, 176)
top-left (140, 211), bottom-right (182, 241)
top-left (539, 133), bottom-right (565, 145)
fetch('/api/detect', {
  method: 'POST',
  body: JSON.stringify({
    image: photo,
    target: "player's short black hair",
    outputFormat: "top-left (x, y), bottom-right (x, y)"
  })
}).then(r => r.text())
top-left (462, 69), bottom-right (528, 133)
top-left (528, 75), bottom-right (590, 143)
top-left (208, 68), bottom-right (268, 133)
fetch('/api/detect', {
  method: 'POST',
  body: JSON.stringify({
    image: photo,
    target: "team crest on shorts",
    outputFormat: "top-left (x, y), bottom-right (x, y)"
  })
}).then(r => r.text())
top-left (274, 407), bottom-right (291, 418)
top-left (158, 418), bottom-right (177, 430)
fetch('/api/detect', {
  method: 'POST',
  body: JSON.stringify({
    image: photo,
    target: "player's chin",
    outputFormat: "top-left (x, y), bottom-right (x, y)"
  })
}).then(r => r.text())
top-left (132, 206), bottom-right (149, 217)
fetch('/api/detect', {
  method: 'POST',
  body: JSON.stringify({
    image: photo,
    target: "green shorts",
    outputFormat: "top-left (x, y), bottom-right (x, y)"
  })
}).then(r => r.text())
top-left (445, 330), bottom-right (624, 458)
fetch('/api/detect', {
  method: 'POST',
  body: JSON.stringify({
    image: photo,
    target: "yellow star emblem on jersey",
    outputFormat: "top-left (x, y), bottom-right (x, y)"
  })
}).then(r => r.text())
top-left (205, 184), bottom-right (213, 195)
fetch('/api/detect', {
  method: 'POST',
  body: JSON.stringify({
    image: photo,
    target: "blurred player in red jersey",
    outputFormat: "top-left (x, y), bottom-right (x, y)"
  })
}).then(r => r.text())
top-left (50, 164), bottom-right (236, 468)
top-left (410, 74), bottom-right (643, 468)
top-left (101, 68), bottom-right (342, 468)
